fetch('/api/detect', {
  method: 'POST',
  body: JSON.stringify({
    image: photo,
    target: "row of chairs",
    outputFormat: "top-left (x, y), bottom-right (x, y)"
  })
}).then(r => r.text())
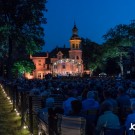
top-left (37, 107), bottom-right (134, 135)
top-left (38, 113), bottom-right (86, 135)
top-left (38, 113), bottom-right (135, 135)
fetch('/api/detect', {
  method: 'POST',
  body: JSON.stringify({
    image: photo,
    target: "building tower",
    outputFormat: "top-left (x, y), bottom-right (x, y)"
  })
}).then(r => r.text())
top-left (69, 23), bottom-right (82, 62)
top-left (69, 23), bottom-right (83, 76)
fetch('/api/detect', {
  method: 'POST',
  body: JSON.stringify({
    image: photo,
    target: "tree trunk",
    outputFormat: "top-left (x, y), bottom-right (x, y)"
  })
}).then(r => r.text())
top-left (119, 53), bottom-right (124, 76)
top-left (119, 63), bottom-right (124, 76)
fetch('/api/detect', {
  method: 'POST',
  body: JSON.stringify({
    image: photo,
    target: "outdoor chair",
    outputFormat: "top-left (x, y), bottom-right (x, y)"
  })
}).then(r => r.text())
top-left (83, 109), bottom-right (98, 135)
top-left (38, 118), bottom-right (49, 135)
top-left (57, 114), bottom-right (86, 135)
top-left (101, 126), bottom-right (126, 135)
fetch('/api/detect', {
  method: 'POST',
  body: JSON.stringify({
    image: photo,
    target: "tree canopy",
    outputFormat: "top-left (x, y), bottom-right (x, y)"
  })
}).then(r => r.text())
top-left (12, 59), bottom-right (35, 77)
top-left (81, 38), bottom-right (103, 74)
top-left (103, 22), bottom-right (135, 60)
top-left (0, 0), bottom-right (47, 78)
top-left (102, 21), bottom-right (135, 76)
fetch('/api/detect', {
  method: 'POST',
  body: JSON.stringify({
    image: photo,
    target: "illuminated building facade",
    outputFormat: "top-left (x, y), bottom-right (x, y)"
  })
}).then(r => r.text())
top-left (25, 24), bottom-right (84, 79)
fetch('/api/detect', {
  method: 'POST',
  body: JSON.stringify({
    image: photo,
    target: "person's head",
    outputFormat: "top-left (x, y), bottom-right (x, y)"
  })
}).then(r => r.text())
top-left (117, 86), bottom-right (125, 94)
top-left (71, 100), bottom-right (82, 114)
top-left (101, 101), bottom-right (113, 112)
top-left (131, 101), bottom-right (135, 111)
top-left (46, 97), bottom-right (54, 108)
top-left (87, 91), bottom-right (95, 99)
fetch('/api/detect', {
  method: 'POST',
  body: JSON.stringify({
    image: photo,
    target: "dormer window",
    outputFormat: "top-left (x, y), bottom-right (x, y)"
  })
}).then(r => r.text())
top-left (57, 51), bottom-right (63, 59)
top-left (58, 56), bottom-right (61, 59)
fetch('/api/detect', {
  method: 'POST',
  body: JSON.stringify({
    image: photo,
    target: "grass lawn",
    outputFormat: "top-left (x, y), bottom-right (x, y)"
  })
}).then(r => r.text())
top-left (0, 85), bottom-right (30, 135)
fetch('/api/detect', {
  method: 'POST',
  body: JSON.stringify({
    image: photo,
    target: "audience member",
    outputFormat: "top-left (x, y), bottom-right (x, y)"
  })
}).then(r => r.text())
top-left (70, 100), bottom-right (82, 116)
top-left (95, 101), bottom-right (120, 135)
top-left (63, 92), bottom-right (76, 115)
top-left (125, 101), bottom-right (135, 135)
top-left (116, 86), bottom-right (131, 123)
top-left (82, 91), bottom-right (99, 111)
top-left (99, 89), bottom-right (118, 115)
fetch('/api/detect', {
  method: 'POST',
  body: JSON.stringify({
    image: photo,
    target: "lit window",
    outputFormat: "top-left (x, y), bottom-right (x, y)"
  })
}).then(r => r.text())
top-left (43, 74), bottom-right (45, 78)
top-left (38, 73), bottom-right (41, 78)
top-left (72, 44), bottom-right (75, 48)
top-left (54, 65), bottom-right (57, 69)
top-left (38, 60), bottom-right (42, 66)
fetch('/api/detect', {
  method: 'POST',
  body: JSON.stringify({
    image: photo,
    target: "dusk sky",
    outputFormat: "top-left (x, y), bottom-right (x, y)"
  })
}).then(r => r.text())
top-left (43, 0), bottom-right (135, 52)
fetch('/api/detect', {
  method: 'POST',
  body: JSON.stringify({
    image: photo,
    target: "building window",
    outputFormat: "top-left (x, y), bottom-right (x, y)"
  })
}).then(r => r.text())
top-left (38, 73), bottom-right (41, 79)
top-left (57, 51), bottom-right (63, 59)
top-left (72, 44), bottom-right (75, 49)
top-left (58, 56), bottom-right (61, 59)
top-left (62, 64), bottom-right (65, 69)
top-left (76, 44), bottom-right (79, 49)
top-left (38, 60), bottom-right (42, 66)
top-left (47, 64), bottom-right (49, 69)
top-left (54, 65), bottom-right (57, 69)
top-left (43, 74), bottom-right (45, 78)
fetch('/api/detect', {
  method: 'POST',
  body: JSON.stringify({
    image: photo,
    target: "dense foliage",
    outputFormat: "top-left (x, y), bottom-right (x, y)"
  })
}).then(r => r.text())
top-left (0, 0), bottom-right (47, 78)
top-left (12, 59), bottom-right (35, 77)
top-left (81, 21), bottom-right (135, 76)
top-left (81, 38), bottom-right (103, 74)
top-left (102, 21), bottom-right (135, 75)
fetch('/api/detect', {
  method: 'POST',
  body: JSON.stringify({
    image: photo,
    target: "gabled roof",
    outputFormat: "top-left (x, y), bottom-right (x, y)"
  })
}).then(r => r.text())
top-left (49, 47), bottom-right (70, 58)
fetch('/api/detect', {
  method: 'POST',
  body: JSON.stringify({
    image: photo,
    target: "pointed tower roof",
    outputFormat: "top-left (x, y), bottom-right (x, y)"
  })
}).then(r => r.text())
top-left (70, 23), bottom-right (80, 40)
top-left (72, 22), bottom-right (78, 34)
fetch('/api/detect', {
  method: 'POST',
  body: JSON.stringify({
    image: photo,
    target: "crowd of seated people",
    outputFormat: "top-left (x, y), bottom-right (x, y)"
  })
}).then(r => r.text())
top-left (2, 76), bottom-right (135, 135)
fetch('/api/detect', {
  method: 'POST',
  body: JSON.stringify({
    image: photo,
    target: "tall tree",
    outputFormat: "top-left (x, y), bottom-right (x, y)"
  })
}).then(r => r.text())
top-left (0, 0), bottom-right (47, 78)
top-left (81, 38), bottom-right (103, 75)
top-left (103, 22), bottom-right (135, 76)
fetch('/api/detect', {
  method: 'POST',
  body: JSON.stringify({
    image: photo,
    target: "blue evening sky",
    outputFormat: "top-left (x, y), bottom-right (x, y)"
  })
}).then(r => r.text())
top-left (42, 0), bottom-right (135, 52)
